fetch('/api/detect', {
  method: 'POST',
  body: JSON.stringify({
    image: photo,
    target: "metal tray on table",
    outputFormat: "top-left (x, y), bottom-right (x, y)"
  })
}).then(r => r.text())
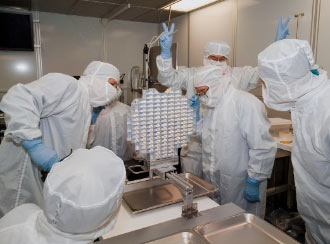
top-left (123, 173), bottom-right (218, 214)
top-left (194, 213), bottom-right (299, 244)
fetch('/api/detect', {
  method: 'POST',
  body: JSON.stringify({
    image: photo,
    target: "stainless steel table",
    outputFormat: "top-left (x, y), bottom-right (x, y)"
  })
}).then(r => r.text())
top-left (100, 203), bottom-right (243, 244)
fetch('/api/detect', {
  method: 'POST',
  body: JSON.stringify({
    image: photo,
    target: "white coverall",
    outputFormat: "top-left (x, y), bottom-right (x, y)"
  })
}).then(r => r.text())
top-left (0, 61), bottom-right (120, 217)
top-left (194, 66), bottom-right (276, 218)
top-left (88, 100), bottom-right (134, 161)
top-left (0, 146), bottom-right (126, 244)
top-left (258, 39), bottom-right (330, 244)
top-left (156, 55), bottom-right (260, 177)
top-left (0, 73), bottom-right (91, 218)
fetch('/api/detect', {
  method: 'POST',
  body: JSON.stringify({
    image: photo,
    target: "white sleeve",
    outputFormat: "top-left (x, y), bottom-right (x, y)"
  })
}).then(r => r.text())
top-left (238, 94), bottom-right (277, 181)
top-left (156, 55), bottom-right (196, 92)
top-left (231, 66), bottom-right (261, 91)
top-left (86, 124), bottom-right (96, 149)
top-left (321, 115), bottom-right (330, 162)
top-left (193, 119), bottom-right (203, 141)
top-left (0, 204), bottom-right (41, 230)
top-left (0, 73), bottom-right (80, 143)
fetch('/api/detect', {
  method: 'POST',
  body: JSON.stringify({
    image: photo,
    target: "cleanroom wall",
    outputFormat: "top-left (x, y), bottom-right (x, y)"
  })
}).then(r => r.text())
top-left (40, 12), bottom-right (159, 85)
top-left (0, 11), bottom-right (159, 97)
top-left (171, 0), bottom-right (314, 119)
top-left (317, 0), bottom-right (330, 73)
top-left (236, 0), bottom-right (313, 119)
top-left (188, 0), bottom-right (235, 67)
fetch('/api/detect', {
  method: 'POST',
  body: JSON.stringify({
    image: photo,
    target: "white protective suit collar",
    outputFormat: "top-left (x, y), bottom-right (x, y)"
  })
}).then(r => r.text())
top-left (194, 65), bottom-right (231, 108)
top-left (33, 206), bottom-right (119, 243)
top-left (258, 39), bottom-right (325, 111)
top-left (294, 71), bottom-right (330, 111)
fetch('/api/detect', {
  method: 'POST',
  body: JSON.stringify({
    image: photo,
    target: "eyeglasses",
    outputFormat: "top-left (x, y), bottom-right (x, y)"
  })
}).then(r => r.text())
top-left (195, 91), bottom-right (208, 97)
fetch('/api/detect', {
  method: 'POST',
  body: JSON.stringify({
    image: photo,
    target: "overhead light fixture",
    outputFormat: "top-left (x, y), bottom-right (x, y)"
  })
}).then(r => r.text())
top-left (15, 63), bottom-right (29, 73)
top-left (163, 0), bottom-right (219, 12)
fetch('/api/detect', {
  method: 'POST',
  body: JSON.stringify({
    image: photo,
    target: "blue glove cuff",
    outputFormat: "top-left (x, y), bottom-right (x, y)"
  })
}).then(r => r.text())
top-left (161, 49), bottom-right (171, 59)
top-left (21, 137), bottom-right (42, 150)
top-left (91, 106), bottom-right (105, 124)
top-left (44, 155), bottom-right (60, 172)
top-left (247, 177), bottom-right (260, 185)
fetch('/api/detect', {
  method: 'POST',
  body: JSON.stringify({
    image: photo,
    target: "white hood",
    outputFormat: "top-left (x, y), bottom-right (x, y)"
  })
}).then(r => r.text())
top-left (40, 146), bottom-right (126, 241)
top-left (194, 65), bottom-right (231, 108)
top-left (258, 39), bottom-right (326, 111)
top-left (80, 61), bottom-right (121, 107)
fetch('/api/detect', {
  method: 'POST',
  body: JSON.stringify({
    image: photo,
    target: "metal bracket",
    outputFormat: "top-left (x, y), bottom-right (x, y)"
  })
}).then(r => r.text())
top-left (166, 173), bottom-right (199, 219)
top-left (182, 202), bottom-right (198, 219)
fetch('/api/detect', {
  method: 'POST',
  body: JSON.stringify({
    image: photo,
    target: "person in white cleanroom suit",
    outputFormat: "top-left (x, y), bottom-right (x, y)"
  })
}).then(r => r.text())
top-left (87, 78), bottom-right (135, 161)
top-left (157, 23), bottom-right (261, 177)
top-left (193, 65), bottom-right (276, 218)
top-left (157, 17), bottom-right (290, 177)
top-left (0, 146), bottom-right (126, 244)
top-left (258, 39), bottom-right (330, 244)
top-left (0, 61), bottom-right (122, 218)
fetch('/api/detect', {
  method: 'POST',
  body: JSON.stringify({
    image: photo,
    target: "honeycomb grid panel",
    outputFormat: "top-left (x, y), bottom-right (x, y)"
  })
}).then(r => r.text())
top-left (127, 88), bottom-right (195, 161)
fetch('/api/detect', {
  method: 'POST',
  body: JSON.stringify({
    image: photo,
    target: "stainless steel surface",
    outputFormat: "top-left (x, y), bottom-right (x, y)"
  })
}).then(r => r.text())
top-left (151, 158), bottom-right (178, 180)
top-left (146, 231), bottom-right (206, 244)
top-left (194, 213), bottom-right (299, 244)
top-left (123, 173), bottom-right (218, 214)
top-left (100, 203), bottom-right (244, 244)
top-left (123, 182), bottom-right (182, 213)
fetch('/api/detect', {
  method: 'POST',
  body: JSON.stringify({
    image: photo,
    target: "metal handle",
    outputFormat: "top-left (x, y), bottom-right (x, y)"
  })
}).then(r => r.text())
top-left (166, 173), bottom-right (193, 192)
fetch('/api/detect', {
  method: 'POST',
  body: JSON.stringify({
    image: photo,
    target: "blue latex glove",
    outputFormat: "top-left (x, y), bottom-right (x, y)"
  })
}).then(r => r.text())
top-left (160, 22), bottom-right (175, 59)
top-left (275, 16), bottom-right (290, 41)
top-left (243, 177), bottom-right (260, 203)
top-left (91, 106), bottom-right (105, 124)
top-left (21, 137), bottom-right (60, 172)
top-left (189, 95), bottom-right (200, 122)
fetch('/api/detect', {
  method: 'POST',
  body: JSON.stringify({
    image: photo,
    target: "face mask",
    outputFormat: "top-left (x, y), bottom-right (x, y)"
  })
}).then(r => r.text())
top-left (88, 77), bottom-right (118, 107)
top-left (114, 87), bottom-right (122, 101)
top-left (199, 93), bottom-right (208, 105)
top-left (262, 83), bottom-right (294, 111)
top-left (203, 58), bottom-right (227, 67)
top-left (199, 89), bottom-right (216, 108)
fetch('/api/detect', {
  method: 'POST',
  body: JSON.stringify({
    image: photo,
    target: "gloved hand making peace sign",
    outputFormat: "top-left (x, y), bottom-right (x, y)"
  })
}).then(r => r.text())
top-left (160, 22), bottom-right (175, 59)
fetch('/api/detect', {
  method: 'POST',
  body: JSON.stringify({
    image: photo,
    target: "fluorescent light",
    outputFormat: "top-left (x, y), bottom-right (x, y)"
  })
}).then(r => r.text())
top-left (15, 63), bottom-right (28, 73)
top-left (164, 0), bottom-right (219, 12)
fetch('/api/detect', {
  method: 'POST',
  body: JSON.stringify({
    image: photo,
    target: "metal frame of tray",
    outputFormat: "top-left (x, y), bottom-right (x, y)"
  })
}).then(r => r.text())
top-left (194, 213), bottom-right (299, 244)
top-left (123, 173), bottom-right (218, 214)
